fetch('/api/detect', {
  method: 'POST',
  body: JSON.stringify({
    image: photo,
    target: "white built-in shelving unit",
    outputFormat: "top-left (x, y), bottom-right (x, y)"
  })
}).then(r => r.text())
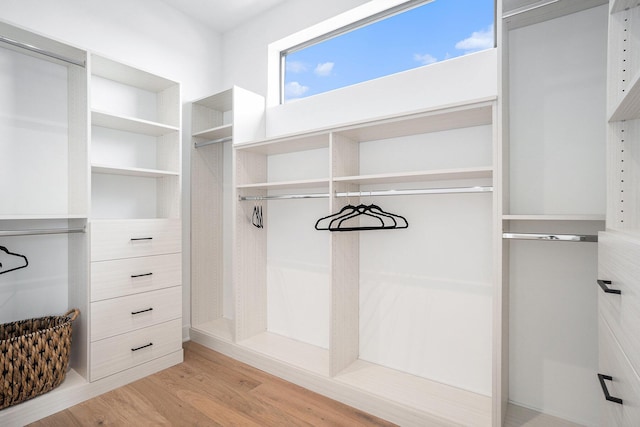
top-left (0, 22), bottom-right (183, 426)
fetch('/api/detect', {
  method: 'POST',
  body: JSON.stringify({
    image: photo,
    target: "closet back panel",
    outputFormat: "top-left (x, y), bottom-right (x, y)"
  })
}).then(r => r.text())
top-left (0, 47), bottom-right (69, 216)
top-left (359, 192), bottom-right (493, 396)
top-left (266, 197), bottom-right (330, 349)
top-left (91, 76), bottom-right (158, 123)
top-left (91, 174), bottom-right (157, 219)
top-left (91, 126), bottom-right (157, 169)
top-left (508, 5), bottom-right (607, 216)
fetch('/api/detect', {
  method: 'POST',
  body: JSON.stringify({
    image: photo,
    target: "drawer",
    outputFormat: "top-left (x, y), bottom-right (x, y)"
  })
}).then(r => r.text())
top-left (598, 316), bottom-right (640, 427)
top-left (91, 253), bottom-right (181, 301)
top-left (91, 219), bottom-right (181, 261)
top-left (90, 318), bottom-right (182, 381)
top-left (598, 231), bottom-right (640, 374)
top-left (91, 286), bottom-right (181, 341)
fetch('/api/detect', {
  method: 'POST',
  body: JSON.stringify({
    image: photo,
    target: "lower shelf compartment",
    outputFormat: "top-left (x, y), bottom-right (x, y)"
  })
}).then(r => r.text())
top-left (190, 331), bottom-right (491, 426)
top-left (191, 317), bottom-right (234, 342)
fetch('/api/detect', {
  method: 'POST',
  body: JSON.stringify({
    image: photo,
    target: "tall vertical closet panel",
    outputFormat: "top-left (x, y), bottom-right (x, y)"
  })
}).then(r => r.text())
top-left (598, 0), bottom-right (640, 426)
top-left (502, 4), bottom-right (607, 425)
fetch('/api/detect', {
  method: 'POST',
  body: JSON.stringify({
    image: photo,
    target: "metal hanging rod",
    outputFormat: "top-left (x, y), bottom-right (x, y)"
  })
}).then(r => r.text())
top-left (238, 185), bottom-right (493, 201)
top-left (503, 232), bottom-right (598, 242)
top-left (0, 35), bottom-right (85, 67)
top-left (0, 226), bottom-right (86, 238)
top-left (194, 136), bottom-right (233, 148)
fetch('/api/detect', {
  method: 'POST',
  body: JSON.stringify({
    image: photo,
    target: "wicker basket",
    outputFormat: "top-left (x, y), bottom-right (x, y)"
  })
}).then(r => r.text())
top-left (0, 308), bottom-right (79, 409)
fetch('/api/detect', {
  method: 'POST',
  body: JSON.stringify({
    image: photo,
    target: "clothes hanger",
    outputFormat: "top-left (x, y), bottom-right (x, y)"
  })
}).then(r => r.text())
top-left (315, 203), bottom-right (408, 232)
top-left (252, 204), bottom-right (264, 228)
top-left (0, 245), bottom-right (29, 275)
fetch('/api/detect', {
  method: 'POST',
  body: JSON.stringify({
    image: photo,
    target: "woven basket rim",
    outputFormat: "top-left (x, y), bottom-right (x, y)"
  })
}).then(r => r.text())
top-left (0, 308), bottom-right (79, 345)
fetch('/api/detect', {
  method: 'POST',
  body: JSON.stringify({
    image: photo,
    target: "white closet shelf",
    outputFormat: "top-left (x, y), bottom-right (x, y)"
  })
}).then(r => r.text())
top-left (334, 100), bottom-right (494, 143)
top-left (503, 214), bottom-right (606, 221)
top-left (192, 123), bottom-right (232, 140)
top-left (91, 54), bottom-right (177, 92)
top-left (611, 0), bottom-right (640, 14)
top-left (92, 164), bottom-right (179, 178)
top-left (609, 70), bottom-right (640, 121)
top-left (335, 360), bottom-right (491, 427)
top-left (91, 110), bottom-right (179, 136)
top-left (0, 214), bottom-right (87, 221)
top-left (238, 332), bottom-right (329, 377)
top-left (193, 88), bottom-right (233, 111)
top-left (335, 167), bottom-right (493, 185)
top-left (237, 178), bottom-right (330, 191)
top-left (235, 132), bottom-right (330, 155)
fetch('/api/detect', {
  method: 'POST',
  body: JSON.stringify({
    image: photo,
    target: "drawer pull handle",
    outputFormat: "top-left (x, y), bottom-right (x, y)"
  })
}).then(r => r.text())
top-left (597, 279), bottom-right (621, 295)
top-left (131, 237), bottom-right (153, 241)
top-left (131, 308), bottom-right (153, 315)
top-left (131, 272), bottom-right (153, 278)
top-left (598, 373), bottom-right (623, 405)
top-left (131, 342), bottom-right (153, 352)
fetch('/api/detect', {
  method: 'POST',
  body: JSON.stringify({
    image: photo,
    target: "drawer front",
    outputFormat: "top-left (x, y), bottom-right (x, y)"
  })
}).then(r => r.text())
top-left (598, 231), bottom-right (640, 374)
top-left (91, 253), bottom-right (181, 301)
top-left (598, 316), bottom-right (640, 427)
top-left (91, 286), bottom-right (181, 341)
top-left (90, 318), bottom-right (182, 381)
top-left (91, 219), bottom-right (181, 261)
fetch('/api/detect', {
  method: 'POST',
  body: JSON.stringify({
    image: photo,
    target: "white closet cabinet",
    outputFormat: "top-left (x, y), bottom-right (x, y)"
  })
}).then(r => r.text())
top-left (191, 89), bottom-right (499, 426)
top-left (88, 54), bottom-right (183, 382)
top-left (0, 23), bottom-right (183, 426)
top-left (501, 2), bottom-right (607, 426)
top-left (597, 1), bottom-right (640, 426)
top-left (190, 87), bottom-right (264, 340)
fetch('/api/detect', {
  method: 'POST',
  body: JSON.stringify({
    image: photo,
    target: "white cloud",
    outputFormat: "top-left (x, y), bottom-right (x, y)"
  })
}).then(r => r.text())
top-left (285, 81), bottom-right (309, 98)
top-left (413, 53), bottom-right (437, 65)
top-left (455, 24), bottom-right (494, 53)
top-left (314, 62), bottom-right (334, 77)
top-left (286, 61), bottom-right (308, 73)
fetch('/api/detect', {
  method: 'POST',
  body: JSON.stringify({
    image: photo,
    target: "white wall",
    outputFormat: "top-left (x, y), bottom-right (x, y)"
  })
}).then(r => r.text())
top-left (221, 0), bottom-right (370, 96)
top-left (1, 0), bottom-right (224, 335)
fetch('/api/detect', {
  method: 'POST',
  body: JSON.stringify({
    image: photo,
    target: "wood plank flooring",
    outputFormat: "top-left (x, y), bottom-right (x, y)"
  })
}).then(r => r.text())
top-left (28, 341), bottom-right (397, 426)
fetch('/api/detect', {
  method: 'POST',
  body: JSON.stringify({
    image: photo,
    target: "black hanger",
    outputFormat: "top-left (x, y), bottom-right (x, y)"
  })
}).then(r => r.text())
top-left (315, 204), bottom-right (408, 232)
top-left (0, 245), bottom-right (29, 275)
top-left (252, 204), bottom-right (263, 229)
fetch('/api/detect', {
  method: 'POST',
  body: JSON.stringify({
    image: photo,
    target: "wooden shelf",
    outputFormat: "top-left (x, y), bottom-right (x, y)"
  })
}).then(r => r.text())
top-left (92, 164), bottom-right (179, 178)
top-left (192, 88), bottom-right (233, 111)
top-left (237, 178), bottom-right (330, 191)
top-left (91, 54), bottom-right (177, 92)
top-left (238, 332), bottom-right (329, 377)
top-left (192, 123), bottom-right (232, 140)
top-left (503, 214), bottom-right (606, 221)
top-left (611, 0), bottom-right (640, 14)
top-left (609, 69), bottom-right (640, 122)
top-left (335, 167), bottom-right (493, 185)
top-left (335, 359), bottom-right (491, 427)
top-left (92, 110), bottom-right (178, 136)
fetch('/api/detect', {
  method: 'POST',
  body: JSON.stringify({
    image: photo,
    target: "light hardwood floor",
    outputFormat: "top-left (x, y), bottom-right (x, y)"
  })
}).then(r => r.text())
top-left (28, 341), bottom-right (397, 426)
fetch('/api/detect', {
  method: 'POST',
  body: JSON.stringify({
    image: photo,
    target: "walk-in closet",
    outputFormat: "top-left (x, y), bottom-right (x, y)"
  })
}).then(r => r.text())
top-left (2, 0), bottom-right (639, 426)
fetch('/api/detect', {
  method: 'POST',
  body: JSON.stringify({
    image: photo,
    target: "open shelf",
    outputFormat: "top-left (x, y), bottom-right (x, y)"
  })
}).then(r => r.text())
top-left (503, 214), bottom-right (606, 221)
top-left (91, 54), bottom-right (177, 93)
top-left (335, 359), bottom-right (491, 427)
top-left (238, 332), bottom-right (329, 377)
top-left (193, 123), bottom-right (233, 140)
top-left (335, 167), bottom-right (493, 185)
top-left (91, 164), bottom-right (179, 178)
top-left (92, 110), bottom-right (178, 136)
top-left (237, 178), bottom-right (330, 191)
top-left (191, 318), bottom-right (234, 343)
top-left (235, 131), bottom-right (330, 155)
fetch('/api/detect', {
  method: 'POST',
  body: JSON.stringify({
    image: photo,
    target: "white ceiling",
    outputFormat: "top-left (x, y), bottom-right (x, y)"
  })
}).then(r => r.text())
top-left (161, 0), bottom-right (288, 33)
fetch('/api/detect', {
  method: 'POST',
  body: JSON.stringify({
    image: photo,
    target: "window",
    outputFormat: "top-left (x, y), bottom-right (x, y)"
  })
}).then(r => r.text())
top-left (281, 0), bottom-right (495, 102)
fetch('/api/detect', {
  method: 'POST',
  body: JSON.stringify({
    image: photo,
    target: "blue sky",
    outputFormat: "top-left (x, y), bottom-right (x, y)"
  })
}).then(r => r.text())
top-left (284, 0), bottom-right (495, 101)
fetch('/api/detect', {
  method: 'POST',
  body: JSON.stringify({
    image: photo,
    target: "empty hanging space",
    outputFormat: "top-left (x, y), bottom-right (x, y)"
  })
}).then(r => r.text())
top-left (233, 132), bottom-right (332, 376)
top-left (502, 4), bottom-right (608, 424)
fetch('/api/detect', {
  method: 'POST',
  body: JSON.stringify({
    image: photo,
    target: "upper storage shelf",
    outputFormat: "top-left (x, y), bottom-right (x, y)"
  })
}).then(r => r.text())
top-left (90, 54), bottom-right (180, 129)
top-left (91, 110), bottom-right (179, 136)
